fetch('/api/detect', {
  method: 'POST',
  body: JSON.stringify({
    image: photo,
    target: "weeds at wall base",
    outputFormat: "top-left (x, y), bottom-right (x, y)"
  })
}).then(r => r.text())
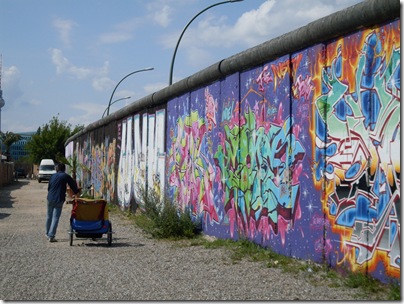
top-left (108, 199), bottom-right (400, 301)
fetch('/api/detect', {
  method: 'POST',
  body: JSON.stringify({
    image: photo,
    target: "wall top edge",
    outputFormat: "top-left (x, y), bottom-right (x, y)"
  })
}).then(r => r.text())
top-left (65, 0), bottom-right (399, 145)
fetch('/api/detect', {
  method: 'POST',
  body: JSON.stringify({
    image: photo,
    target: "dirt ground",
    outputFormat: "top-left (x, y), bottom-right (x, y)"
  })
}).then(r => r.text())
top-left (0, 179), bottom-right (394, 301)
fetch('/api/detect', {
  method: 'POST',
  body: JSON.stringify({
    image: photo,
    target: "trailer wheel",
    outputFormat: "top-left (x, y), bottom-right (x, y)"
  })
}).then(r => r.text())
top-left (69, 227), bottom-right (73, 246)
top-left (107, 222), bottom-right (112, 247)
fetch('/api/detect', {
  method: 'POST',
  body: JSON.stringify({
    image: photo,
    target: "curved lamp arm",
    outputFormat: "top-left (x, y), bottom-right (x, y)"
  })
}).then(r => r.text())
top-left (102, 96), bottom-right (131, 118)
top-left (168, 0), bottom-right (243, 85)
top-left (106, 67), bottom-right (154, 116)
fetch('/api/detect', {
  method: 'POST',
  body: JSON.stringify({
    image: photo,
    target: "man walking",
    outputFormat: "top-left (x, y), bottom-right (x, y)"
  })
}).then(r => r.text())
top-left (46, 163), bottom-right (79, 242)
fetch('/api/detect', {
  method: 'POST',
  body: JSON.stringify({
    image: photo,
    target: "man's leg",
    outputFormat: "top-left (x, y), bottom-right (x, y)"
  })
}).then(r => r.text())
top-left (48, 206), bottom-right (63, 240)
top-left (45, 201), bottom-right (54, 238)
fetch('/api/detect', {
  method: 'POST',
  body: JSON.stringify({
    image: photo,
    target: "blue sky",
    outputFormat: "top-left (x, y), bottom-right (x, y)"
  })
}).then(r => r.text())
top-left (0, 0), bottom-right (363, 133)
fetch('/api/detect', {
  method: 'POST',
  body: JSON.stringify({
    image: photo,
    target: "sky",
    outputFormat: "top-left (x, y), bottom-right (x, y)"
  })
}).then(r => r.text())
top-left (0, 0), bottom-right (364, 133)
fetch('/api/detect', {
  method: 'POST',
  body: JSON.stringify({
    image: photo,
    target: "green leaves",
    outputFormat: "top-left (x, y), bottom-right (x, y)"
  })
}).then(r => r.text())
top-left (0, 131), bottom-right (22, 160)
top-left (25, 115), bottom-right (83, 164)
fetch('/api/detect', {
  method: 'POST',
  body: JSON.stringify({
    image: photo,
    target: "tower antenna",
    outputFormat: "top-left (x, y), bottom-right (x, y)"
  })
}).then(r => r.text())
top-left (0, 55), bottom-right (6, 133)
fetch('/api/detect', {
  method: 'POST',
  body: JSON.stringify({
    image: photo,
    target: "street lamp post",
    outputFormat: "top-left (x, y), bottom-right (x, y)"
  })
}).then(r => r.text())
top-left (106, 67), bottom-right (154, 116)
top-left (168, 0), bottom-right (243, 85)
top-left (102, 96), bottom-right (131, 118)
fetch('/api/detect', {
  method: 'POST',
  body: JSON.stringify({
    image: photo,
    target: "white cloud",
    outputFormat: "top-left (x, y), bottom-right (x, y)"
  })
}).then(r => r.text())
top-left (50, 48), bottom-right (112, 91)
top-left (164, 0), bottom-right (363, 56)
top-left (50, 48), bottom-right (69, 74)
top-left (50, 48), bottom-right (92, 79)
top-left (2, 65), bottom-right (23, 101)
top-left (146, 0), bottom-right (196, 27)
top-left (52, 17), bottom-right (77, 47)
top-left (27, 98), bottom-right (43, 106)
top-left (151, 5), bottom-right (173, 27)
top-left (99, 32), bottom-right (133, 44)
top-left (158, 1), bottom-right (277, 52)
top-left (69, 102), bottom-right (105, 126)
top-left (3, 65), bottom-right (21, 88)
top-left (231, 0), bottom-right (277, 46)
top-left (183, 0), bottom-right (279, 49)
top-left (92, 77), bottom-right (115, 92)
top-left (99, 18), bottom-right (142, 44)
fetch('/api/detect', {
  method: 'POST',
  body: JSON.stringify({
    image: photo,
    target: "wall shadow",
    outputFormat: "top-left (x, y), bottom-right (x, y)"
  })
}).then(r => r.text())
top-left (0, 180), bottom-right (28, 209)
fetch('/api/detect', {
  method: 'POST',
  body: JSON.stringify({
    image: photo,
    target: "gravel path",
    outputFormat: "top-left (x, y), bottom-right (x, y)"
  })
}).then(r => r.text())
top-left (0, 180), bottom-right (390, 301)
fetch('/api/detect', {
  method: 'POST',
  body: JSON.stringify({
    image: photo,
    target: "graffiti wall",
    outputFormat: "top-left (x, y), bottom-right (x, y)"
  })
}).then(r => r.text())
top-left (67, 19), bottom-right (400, 283)
top-left (315, 22), bottom-right (401, 282)
top-left (165, 20), bottom-right (400, 282)
top-left (115, 108), bottom-right (166, 209)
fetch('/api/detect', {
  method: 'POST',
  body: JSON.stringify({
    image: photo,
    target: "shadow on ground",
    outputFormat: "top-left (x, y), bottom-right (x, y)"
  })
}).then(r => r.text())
top-left (0, 179), bottom-right (29, 209)
top-left (68, 236), bottom-right (145, 248)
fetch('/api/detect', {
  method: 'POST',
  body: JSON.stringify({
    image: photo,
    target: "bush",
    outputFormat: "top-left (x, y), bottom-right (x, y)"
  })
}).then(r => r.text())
top-left (136, 186), bottom-right (201, 239)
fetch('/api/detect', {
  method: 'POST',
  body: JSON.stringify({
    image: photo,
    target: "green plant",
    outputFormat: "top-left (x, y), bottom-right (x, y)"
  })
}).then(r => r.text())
top-left (344, 271), bottom-right (382, 292)
top-left (388, 282), bottom-right (401, 300)
top-left (107, 202), bottom-right (118, 212)
top-left (197, 237), bottom-right (399, 300)
top-left (57, 153), bottom-right (78, 181)
top-left (134, 185), bottom-right (201, 239)
top-left (138, 185), bottom-right (161, 222)
top-left (201, 238), bottom-right (295, 269)
top-left (0, 131), bottom-right (22, 161)
top-left (25, 115), bottom-right (83, 164)
top-left (343, 271), bottom-right (401, 300)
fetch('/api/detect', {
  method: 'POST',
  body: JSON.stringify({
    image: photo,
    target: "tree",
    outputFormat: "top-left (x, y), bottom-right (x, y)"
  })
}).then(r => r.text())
top-left (0, 131), bottom-right (22, 161)
top-left (25, 115), bottom-right (83, 164)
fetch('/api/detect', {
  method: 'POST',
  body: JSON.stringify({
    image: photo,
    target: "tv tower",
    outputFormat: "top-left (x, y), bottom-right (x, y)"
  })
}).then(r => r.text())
top-left (0, 55), bottom-right (5, 133)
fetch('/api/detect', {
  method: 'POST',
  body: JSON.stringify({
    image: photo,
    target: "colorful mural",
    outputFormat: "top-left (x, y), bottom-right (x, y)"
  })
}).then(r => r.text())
top-left (66, 133), bottom-right (117, 201)
top-left (67, 19), bottom-right (400, 283)
top-left (314, 22), bottom-right (401, 280)
top-left (165, 20), bottom-right (400, 280)
top-left (167, 90), bottom-right (220, 224)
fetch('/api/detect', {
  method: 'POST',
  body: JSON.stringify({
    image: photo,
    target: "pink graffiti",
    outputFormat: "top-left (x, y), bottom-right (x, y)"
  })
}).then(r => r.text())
top-left (228, 198), bottom-right (236, 237)
top-left (253, 101), bottom-right (272, 133)
top-left (277, 216), bottom-right (289, 246)
top-left (205, 88), bottom-right (217, 131)
top-left (201, 154), bottom-right (219, 222)
top-left (257, 216), bottom-right (271, 241)
top-left (311, 213), bottom-right (331, 231)
top-left (255, 65), bottom-right (273, 92)
top-left (315, 238), bottom-right (332, 254)
top-left (168, 112), bottom-right (219, 223)
top-left (294, 74), bottom-right (313, 100)
top-left (274, 102), bottom-right (283, 125)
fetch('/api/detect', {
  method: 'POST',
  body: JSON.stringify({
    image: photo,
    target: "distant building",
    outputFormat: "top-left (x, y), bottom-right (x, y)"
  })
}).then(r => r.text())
top-left (1, 132), bottom-right (35, 161)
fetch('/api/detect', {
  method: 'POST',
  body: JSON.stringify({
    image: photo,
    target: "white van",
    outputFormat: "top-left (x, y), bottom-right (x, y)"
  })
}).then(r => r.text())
top-left (38, 159), bottom-right (57, 183)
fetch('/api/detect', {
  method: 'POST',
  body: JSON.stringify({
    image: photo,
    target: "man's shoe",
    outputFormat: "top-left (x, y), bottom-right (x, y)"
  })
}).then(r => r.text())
top-left (48, 237), bottom-right (57, 242)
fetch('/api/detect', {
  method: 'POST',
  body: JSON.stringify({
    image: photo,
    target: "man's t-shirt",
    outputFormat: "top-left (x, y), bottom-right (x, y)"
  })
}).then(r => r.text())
top-left (47, 171), bottom-right (79, 206)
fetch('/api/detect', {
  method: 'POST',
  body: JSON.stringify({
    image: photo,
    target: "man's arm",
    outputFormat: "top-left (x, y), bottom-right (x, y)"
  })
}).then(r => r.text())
top-left (48, 175), bottom-right (52, 191)
top-left (67, 175), bottom-right (80, 195)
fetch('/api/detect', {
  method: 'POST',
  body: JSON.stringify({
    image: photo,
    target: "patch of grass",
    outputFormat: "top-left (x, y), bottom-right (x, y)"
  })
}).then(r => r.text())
top-left (132, 212), bottom-right (155, 233)
top-left (343, 271), bottom-right (401, 300)
top-left (107, 202), bottom-right (118, 212)
top-left (344, 271), bottom-right (381, 291)
top-left (388, 282), bottom-right (401, 301)
top-left (131, 185), bottom-right (201, 239)
top-left (194, 237), bottom-right (400, 300)
top-left (200, 237), bottom-right (301, 272)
